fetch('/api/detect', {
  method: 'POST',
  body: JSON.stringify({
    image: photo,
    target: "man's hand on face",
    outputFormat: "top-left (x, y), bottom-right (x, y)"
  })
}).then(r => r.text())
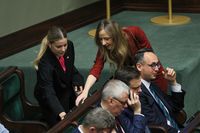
top-left (127, 91), bottom-right (141, 114)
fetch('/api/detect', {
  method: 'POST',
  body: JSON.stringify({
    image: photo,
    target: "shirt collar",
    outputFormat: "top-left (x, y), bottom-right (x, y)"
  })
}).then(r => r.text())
top-left (141, 79), bottom-right (151, 90)
top-left (78, 125), bottom-right (84, 133)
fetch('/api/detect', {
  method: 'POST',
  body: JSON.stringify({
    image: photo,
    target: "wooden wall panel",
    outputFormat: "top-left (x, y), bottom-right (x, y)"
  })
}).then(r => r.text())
top-left (0, 0), bottom-right (122, 59)
top-left (124, 0), bottom-right (200, 12)
top-left (0, 0), bottom-right (200, 59)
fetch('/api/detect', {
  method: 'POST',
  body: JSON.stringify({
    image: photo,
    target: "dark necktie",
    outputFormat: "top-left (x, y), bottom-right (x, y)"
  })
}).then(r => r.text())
top-left (115, 118), bottom-right (123, 133)
top-left (150, 84), bottom-right (179, 130)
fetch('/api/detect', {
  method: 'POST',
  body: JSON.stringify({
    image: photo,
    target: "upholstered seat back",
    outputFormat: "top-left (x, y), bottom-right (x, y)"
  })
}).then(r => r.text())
top-left (1, 74), bottom-right (24, 121)
top-left (0, 67), bottom-right (48, 133)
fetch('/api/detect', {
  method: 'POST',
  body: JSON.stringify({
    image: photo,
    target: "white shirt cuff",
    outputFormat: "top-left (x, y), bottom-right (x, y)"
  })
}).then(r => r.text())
top-left (134, 113), bottom-right (145, 117)
top-left (171, 83), bottom-right (182, 92)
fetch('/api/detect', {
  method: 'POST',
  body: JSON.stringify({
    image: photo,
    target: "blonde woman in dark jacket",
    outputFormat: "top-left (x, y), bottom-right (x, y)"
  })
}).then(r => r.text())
top-left (34, 26), bottom-right (84, 127)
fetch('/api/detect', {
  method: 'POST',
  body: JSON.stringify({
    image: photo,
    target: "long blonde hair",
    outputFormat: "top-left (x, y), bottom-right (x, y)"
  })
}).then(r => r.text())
top-left (33, 26), bottom-right (67, 70)
top-left (95, 19), bottom-right (131, 70)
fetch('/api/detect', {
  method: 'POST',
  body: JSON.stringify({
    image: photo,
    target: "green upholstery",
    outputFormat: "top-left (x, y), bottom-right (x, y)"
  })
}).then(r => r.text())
top-left (0, 67), bottom-right (48, 133)
top-left (2, 74), bottom-right (24, 121)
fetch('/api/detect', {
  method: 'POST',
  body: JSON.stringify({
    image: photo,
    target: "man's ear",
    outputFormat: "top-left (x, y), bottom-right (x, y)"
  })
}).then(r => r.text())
top-left (89, 126), bottom-right (96, 133)
top-left (108, 96), bottom-right (115, 105)
top-left (136, 63), bottom-right (142, 72)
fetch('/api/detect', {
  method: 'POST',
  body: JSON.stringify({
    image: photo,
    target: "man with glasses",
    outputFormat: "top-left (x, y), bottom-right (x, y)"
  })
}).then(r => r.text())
top-left (100, 79), bottom-right (146, 133)
top-left (134, 48), bottom-right (185, 133)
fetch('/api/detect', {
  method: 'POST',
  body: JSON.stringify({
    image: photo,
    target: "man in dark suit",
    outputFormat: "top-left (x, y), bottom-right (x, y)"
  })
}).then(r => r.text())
top-left (100, 79), bottom-right (146, 133)
top-left (114, 66), bottom-right (150, 133)
top-left (72, 107), bottom-right (115, 133)
top-left (134, 48), bottom-right (185, 133)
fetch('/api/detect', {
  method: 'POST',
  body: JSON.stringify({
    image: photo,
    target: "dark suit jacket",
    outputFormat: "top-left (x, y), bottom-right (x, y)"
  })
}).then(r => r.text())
top-left (34, 40), bottom-right (84, 126)
top-left (97, 102), bottom-right (147, 133)
top-left (140, 83), bottom-right (185, 133)
top-left (72, 127), bottom-right (81, 133)
top-left (118, 107), bottom-right (150, 133)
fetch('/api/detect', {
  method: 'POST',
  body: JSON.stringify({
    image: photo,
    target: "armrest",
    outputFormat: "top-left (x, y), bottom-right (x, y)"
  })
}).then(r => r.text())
top-left (47, 88), bottom-right (102, 133)
top-left (176, 110), bottom-right (187, 127)
top-left (148, 124), bottom-right (167, 133)
top-left (1, 116), bottom-right (48, 133)
top-left (181, 111), bottom-right (200, 133)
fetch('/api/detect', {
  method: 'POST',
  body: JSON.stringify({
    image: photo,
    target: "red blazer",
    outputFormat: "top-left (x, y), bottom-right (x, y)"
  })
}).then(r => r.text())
top-left (89, 26), bottom-right (168, 92)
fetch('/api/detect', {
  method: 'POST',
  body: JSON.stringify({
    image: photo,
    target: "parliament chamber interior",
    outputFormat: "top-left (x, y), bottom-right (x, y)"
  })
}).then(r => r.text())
top-left (1, 0), bottom-right (200, 132)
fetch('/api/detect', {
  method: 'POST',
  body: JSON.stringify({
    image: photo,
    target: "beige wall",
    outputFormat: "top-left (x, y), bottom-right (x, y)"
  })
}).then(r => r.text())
top-left (0, 0), bottom-right (99, 37)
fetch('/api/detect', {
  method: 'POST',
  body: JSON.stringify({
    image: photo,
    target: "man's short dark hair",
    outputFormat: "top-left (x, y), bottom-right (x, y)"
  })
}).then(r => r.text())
top-left (114, 66), bottom-right (140, 86)
top-left (134, 48), bottom-right (154, 65)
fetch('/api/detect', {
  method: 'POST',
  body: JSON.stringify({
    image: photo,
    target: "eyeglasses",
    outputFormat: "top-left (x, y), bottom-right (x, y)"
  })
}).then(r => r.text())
top-left (147, 62), bottom-right (161, 70)
top-left (112, 97), bottom-right (127, 106)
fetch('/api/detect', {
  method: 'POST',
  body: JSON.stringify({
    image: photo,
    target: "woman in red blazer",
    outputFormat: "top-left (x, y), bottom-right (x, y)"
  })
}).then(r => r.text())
top-left (34, 26), bottom-right (84, 127)
top-left (76, 19), bottom-right (167, 106)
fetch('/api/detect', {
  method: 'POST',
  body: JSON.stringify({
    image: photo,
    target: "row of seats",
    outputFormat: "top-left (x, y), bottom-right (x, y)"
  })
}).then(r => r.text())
top-left (0, 66), bottom-right (200, 133)
top-left (0, 66), bottom-right (48, 133)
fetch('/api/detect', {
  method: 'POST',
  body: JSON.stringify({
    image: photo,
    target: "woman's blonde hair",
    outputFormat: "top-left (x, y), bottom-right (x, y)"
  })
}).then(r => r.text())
top-left (95, 19), bottom-right (131, 71)
top-left (33, 26), bottom-right (67, 70)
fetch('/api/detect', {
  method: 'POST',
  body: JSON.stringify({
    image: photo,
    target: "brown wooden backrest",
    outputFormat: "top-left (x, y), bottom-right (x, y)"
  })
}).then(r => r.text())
top-left (180, 111), bottom-right (200, 133)
top-left (47, 88), bottom-right (102, 133)
top-left (0, 66), bottom-right (48, 133)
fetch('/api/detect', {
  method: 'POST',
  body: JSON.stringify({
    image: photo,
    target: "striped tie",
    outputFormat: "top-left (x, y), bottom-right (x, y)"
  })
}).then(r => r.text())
top-left (150, 84), bottom-right (179, 130)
